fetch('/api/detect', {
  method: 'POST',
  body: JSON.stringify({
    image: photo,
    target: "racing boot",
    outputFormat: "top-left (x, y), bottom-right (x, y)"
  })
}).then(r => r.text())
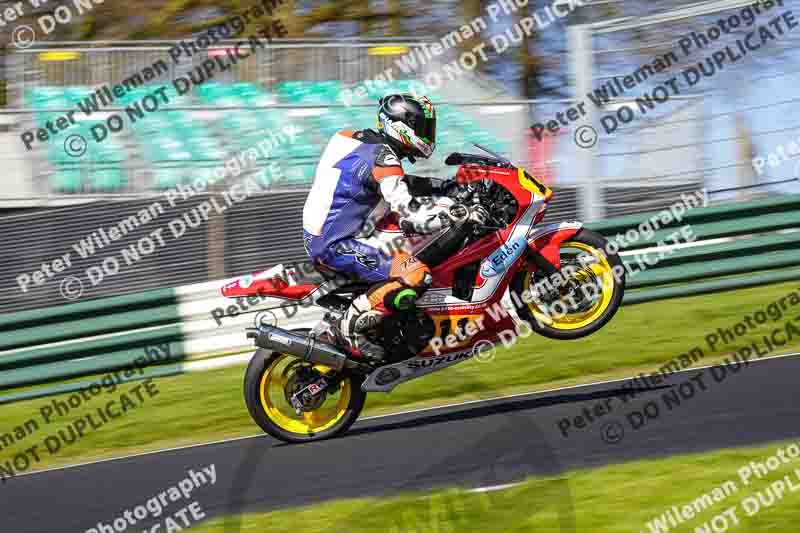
top-left (334, 294), bottom-right (387, 360)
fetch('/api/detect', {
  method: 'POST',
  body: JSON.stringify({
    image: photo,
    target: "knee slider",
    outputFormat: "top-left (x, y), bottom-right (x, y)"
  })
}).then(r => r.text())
top-left (398, 259), bottom-right (432, 288)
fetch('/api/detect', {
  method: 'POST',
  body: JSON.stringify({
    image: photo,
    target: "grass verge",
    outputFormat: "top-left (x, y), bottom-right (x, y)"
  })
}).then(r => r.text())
top-left (193, 439), bottom-right (800, 532)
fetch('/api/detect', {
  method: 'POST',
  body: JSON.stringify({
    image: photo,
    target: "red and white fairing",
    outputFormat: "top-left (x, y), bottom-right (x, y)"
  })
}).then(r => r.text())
top-left (221, 264), bottom-right (317, 301)
top-left (222, 157), bottom-right (583, 389)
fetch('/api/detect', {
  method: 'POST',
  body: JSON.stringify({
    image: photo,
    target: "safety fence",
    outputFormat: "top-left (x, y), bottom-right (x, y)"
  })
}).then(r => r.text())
top-left (6, 39), bottom-right (432, 100)
top-left (2, 192), bottom-right (800, 403)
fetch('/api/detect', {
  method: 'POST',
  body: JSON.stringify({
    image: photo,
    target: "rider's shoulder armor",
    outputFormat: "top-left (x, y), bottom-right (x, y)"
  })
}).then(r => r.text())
top-left (348, 129), bottom-right (404, 192)
top-left (353, 130), bottom-right (402, 168)
top-left (352, 128), bottom-right (384, 145)
top-left (374, 144), bottom-right (402, 169)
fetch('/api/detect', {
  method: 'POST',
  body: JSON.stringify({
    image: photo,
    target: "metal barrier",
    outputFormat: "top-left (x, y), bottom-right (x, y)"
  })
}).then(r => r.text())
top-left (5, 39), bottom-right (435, 102)
top-left (2, 193), bottom-right (800, 403)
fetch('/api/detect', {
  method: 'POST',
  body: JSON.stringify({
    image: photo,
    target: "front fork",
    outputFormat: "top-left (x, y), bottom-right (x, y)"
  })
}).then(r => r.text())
top-left (524, 222), bottom-right (585, 304)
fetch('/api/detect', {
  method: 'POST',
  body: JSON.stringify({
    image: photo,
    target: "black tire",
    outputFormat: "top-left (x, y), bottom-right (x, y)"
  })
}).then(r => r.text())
top-left (511, 228), bottom-right (624, 340)
top-left (243, 329), bottom-right (367, 443)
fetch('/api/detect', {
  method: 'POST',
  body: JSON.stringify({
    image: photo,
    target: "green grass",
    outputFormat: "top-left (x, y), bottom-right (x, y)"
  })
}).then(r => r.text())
top-left (193, 439), bottom-right (800, 532)
top-left (0, 281), bottom-right (798, 475)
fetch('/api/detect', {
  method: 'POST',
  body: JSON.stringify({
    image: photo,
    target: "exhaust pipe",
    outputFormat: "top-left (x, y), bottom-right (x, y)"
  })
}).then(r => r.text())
top-left (248, 325), bottom-right (357, 371)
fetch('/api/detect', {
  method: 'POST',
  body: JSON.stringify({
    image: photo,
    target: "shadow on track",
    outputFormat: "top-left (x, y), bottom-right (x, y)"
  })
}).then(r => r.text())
top-left (342, 385), bottom-right (668, 439)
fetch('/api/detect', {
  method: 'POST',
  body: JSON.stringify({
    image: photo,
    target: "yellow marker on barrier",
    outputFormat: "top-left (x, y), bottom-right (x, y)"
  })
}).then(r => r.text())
top-left (367, 46), bottom-right (409, 56)
top-left (39, 52), bottom-right (80, 61)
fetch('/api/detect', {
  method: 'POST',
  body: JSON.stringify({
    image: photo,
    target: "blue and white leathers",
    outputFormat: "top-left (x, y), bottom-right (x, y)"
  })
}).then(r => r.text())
top-left (302, 130), bottom-right (451, 283)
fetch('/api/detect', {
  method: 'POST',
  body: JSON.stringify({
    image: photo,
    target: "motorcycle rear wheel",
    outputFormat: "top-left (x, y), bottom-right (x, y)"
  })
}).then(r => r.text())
top-left (511, 228), bottom-right (624, 340)
top-left (244, 330), bottom-right (366, 443)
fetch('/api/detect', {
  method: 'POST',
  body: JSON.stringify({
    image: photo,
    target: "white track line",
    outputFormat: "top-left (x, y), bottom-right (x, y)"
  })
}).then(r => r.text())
top-left (467, 482), bottom-right (524, 494)
top-left (7, 350), bottom-right (800, 482)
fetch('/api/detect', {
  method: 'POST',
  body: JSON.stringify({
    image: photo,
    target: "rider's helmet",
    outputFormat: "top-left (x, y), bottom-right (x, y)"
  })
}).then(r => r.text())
top-left (377, 93), bottom-right (436, 159)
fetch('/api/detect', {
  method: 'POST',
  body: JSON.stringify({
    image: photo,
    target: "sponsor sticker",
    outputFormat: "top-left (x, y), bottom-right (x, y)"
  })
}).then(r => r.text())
top-left (480, 238), bottom-right (525, 278)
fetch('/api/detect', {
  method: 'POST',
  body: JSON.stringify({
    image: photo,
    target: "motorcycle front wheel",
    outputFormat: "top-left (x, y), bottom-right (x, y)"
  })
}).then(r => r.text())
top-left (511, 228), bottom-right (625, 340)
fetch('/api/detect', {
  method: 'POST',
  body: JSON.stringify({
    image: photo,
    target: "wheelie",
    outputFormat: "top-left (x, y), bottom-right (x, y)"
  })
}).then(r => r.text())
top-left (222, 93), bottom-right (625, 443)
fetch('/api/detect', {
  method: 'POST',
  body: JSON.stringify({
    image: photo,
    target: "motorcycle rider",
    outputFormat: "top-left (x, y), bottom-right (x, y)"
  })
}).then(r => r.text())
top-left (302, 93), bottom-right (486, 358)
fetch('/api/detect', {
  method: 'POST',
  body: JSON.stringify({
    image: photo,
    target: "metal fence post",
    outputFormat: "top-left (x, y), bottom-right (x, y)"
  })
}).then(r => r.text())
top-left (568, 24), bottom-right (602, 222)
top-left (0, 45), bottom-right (6, 108)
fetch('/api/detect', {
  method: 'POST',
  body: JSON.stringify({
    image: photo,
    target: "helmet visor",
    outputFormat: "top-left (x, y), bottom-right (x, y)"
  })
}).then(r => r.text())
top-left (415, 116), bottom-right (436, 145)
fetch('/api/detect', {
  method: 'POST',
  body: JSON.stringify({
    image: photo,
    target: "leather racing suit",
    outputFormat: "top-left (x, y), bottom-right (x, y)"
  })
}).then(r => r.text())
top-left (302, 128), bottom-right (455, 355)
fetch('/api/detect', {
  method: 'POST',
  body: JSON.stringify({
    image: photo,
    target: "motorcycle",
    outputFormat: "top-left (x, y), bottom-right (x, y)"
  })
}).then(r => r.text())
top-left (221, 145), bottom-right (625, 443)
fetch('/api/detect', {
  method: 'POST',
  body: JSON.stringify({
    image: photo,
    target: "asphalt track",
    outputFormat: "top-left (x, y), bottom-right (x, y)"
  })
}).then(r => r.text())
top-left (3, 353), bottom-right (800, 532)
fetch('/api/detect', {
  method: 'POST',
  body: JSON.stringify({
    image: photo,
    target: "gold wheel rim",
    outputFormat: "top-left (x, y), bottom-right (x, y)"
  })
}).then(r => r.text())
top-left (524, 241), bottom-right (616, 330)
top-left (259, 354), bottom-right (352, 435)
